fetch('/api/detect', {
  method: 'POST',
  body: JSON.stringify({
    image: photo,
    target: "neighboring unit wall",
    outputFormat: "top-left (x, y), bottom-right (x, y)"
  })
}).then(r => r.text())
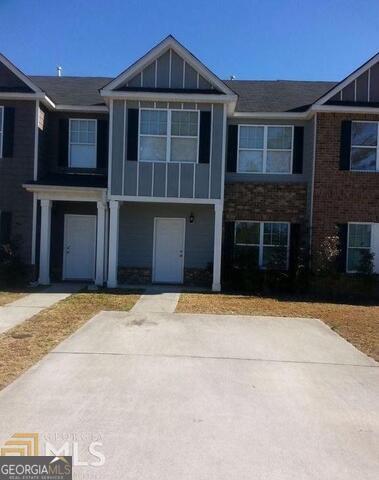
top-left (42, 111), bottom-right (108, 175)
top-left (118, 202), bottom-right (214, 283)
top-left (224, 183), bottom-right (308, 223)
top-left (312, 112), bottom-right (379, 256)
top-left (224, 117), bottom-right (313, 225)
top-left (0, 100), bottom-right (36, 263)
top-left (111, 101), bottom-right (224, 200)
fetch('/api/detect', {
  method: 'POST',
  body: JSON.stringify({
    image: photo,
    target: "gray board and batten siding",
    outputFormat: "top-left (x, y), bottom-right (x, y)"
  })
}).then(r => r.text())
top-left (119, 49), bottom-right (217, 91)
top-left (111, 100), bottom-right (224, 200)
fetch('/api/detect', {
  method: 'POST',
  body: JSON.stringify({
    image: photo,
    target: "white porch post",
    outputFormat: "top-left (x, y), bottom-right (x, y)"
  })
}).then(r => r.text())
top-left (107, 200), bottom-right (119, 288)
top-left (95, 201), bottom-right (107, 286)
top-left (212, 202), bottom-right (223, 292)
top-left (39, 199), bottom-right (52, 285)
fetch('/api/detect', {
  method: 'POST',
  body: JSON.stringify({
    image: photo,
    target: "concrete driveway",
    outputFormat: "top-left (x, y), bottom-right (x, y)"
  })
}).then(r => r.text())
top-left (0, 309), bottom-right (378, 479)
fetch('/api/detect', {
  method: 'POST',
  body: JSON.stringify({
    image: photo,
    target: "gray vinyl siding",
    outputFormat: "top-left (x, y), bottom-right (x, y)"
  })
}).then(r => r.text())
top-left (110, 101), bottom-right (226, 200)
top-left (0, 100), bottom-right (36, 264)
top-left (118, 203), bottom-right (214, 269)
top-left (329, 60), bottom-right (379, 103)
top-left (123, 49), bottom-right (215, 91)
top-left (226, 117), bottom-right (314, 184)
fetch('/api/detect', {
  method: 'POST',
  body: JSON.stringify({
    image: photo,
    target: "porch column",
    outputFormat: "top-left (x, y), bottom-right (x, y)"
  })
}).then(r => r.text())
top-left (212, 202), bottom-right (223, 292)
top-left (95, 201), bottom-right (107, 286)
top-left (107, 200), bottom-right (119, 288)
top-left (39, 199), bottom-right (52, 285)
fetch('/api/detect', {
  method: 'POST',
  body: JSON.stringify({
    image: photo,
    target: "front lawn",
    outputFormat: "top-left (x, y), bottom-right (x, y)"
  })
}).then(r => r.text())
top-left (0, 291), bottom-right (27, 306)
top-left (0, 289), bottom-right (140, 390)
top-left (177, 293), bottom-right (379, 361)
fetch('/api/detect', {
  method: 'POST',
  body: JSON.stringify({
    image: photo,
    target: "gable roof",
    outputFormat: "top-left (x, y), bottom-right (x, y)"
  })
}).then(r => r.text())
top-left (313, 51), bottom-right (379, 105)
top-left (0, 53), bottom-right (43, 93)
top-left (101, 35), bottom-right (236, 97)
top-left (223, 80), bottom-right (337, 112)
top-left (28, 75), bottom-right (337, 111)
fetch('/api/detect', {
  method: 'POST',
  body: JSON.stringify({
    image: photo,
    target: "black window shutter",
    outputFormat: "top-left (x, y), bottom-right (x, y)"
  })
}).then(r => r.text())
top-left (58, 119), bottom-right (69, 167)
top-left (292, 127), bottom-right (304, 174)
top-left (340, 121), bottom-right (352, 170)
top-left (227, 125), bottom-right (238, 172)
top-left (223, 221), bottom-right (235, 268)
top-left (96, 119), bottom-right (108, 169)
top-left (127, 109), bottom-right (139, 161)
top-left (336, 223), bottom-right (348, 272)
top-left (2, 107), bottom-right (15, 157)
top-left (0, 211), bottom-right (12, 244)
top-left (289, 223), bottom-right (301, 272)
top-left (198, 111), bottom-right (211, 164)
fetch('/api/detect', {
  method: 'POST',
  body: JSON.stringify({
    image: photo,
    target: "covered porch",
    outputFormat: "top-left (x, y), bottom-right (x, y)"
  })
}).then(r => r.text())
top-left (107, 199), bottom-right (223, 291)
top-left (24, 180), bottom-right (108, 286)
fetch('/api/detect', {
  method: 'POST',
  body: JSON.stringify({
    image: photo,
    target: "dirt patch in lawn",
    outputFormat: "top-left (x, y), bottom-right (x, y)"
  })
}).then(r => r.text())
top-left (0, 289), bottom-right (140, 390)
top-left (0, 291), bottom-right (27, 306)
top-left (177, 293), bottom-right (379, 361)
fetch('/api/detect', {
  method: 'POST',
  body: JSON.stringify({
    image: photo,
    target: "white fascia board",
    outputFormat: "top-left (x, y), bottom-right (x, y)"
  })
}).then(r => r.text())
top-left (312, 104), bottom-right (379, 114)
top-left (0, 52), bottom-right (43, 93)
top-left (55, 104), bottom-right (108, 112)
top-left (314, 52), bottom-right (379, 106)
top-left (231, 111), bottom-right (312, 120)
top-left (101, 90), bottom-right (237, 104)
top-left (23, 184), bottom-right (106, 202)
top-left (101, 36), bottom-right (235, 97)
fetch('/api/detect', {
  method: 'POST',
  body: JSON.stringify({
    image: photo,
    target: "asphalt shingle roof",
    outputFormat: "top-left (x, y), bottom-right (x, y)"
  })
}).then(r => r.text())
top-left (223, 80), bottom-right (337, 112)
top-left (28, 75), bottom-right (337, 112)
top-left (30, 76), bottom-right (111, 106)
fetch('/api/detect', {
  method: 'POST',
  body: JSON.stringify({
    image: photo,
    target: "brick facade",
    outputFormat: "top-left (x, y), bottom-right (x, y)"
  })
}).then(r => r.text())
top-left (312, 112), bottom-right (379, 255)
top-left (224, 182), bottom-right (308, 223)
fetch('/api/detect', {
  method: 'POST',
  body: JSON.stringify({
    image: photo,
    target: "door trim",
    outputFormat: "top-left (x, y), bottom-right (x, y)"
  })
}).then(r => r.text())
top-left (63, 214), bottom-right (97, 281)
top-left (152, 217), bottom-right (186, 284)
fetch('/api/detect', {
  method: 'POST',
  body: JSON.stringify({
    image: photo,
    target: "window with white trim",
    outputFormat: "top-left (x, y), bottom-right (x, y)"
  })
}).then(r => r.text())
top-left (238, 125), bottom-right (293, 173)
top-left (347, 223), bottom-right (373, 272)
top-left (139, 109), bottom-right (199, 162)
top-left (0, 106), bottom-right (4, 158)
top-left (69, 119), bottom-right (97, 168)
top-left (235, 221), bottom-right (290, 269)
top-left (350, 121), bottom-right (379, 171)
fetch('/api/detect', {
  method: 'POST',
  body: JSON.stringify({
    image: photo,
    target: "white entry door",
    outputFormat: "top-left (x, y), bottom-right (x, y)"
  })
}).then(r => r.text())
top-left (153, 218), bottom-right (185, 284)
top-left (63, 214), bottom-right (96, 280)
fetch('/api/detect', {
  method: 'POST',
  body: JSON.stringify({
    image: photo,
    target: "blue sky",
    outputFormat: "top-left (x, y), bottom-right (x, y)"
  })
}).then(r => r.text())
top-left (0, 0), bottom-right (378, 81)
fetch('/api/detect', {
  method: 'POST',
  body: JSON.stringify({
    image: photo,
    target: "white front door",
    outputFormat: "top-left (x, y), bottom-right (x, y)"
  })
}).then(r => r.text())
top-left (153, 217), bottom-right (185, 284)
top-left (63, 214), bottom-right (96, 280)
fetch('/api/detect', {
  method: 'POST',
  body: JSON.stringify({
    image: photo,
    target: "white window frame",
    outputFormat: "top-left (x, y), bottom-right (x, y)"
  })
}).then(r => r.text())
top-left (0, 106), bottom-right (4, 159)
top-left (234, 220), bottom-right (290, 269)
top-left (68, 118), bottom-right (97, 169)
top-left (237, 124), bottom-right (294, 174)
top-left (346, 222), bottom-right (374, 273)
top-left (350, 120), bottom-right (379, 172)
top-left (138, 108), bottom-right (200, 163)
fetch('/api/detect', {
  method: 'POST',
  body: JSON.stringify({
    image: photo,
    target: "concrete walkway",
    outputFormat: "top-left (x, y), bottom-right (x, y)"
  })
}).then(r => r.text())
top-left (0, 283), bottom-right (84, 334)
top-left (130, 286), bottom-right (181, 314)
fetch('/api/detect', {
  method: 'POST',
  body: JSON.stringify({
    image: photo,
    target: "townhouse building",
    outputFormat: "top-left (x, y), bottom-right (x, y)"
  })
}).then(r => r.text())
top-left (0, 36), bottom-right (378, 290)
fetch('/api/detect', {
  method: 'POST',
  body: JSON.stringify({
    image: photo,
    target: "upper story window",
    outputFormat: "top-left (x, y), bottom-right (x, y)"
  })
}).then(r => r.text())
top-left (69, 119), bottom-right (97, 168)
top-left (238, 125), bottom-right (293, 174)
top-left (235, 221), bottom-right (289, 269)
top-left (350, 121), bottom-right (379, 171)
top-left (0, 106), bottom-right (4, 158)
top-left (139, 109), bottom-right (199, 162)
